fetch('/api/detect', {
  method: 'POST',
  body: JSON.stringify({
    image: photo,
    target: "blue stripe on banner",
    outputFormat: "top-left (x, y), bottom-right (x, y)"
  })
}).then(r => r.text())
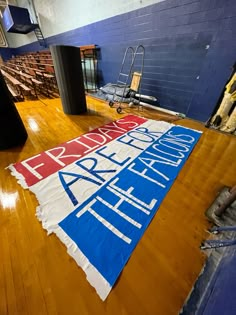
top-left (59, 125), bottom-right (201, 287)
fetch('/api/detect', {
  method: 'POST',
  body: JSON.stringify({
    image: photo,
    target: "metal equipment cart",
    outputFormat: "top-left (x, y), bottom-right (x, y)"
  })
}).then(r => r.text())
top-left (109, 45), bottom-right (145, 113)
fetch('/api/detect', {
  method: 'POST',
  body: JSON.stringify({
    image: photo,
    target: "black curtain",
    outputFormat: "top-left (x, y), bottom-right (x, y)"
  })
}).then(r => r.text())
top-left (0, 72), bottom-right (27, 149)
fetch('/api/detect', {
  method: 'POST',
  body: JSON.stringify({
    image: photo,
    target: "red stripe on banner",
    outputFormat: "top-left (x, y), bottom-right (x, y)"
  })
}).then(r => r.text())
top-left (13, 115), bottom-right (147, 186)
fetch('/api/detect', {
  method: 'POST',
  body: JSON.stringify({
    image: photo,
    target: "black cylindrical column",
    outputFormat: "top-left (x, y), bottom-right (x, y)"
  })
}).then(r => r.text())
top-left (0, 72), bottom-right (27, 150)
top-left (50, 45), bottom-right (87, 114)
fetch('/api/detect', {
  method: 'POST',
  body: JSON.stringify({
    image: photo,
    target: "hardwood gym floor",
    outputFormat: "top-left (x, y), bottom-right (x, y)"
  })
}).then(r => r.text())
top-left (0, 96), bottom-right (235, 315)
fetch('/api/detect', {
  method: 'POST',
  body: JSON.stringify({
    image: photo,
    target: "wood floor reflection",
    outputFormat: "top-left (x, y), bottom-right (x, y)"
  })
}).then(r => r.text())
top-left (0, 96), bottom-right (235, 315)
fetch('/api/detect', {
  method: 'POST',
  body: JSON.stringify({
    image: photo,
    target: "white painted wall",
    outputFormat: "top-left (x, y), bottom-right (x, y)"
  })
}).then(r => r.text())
top-left (4, 0), bottom-right (166, 48)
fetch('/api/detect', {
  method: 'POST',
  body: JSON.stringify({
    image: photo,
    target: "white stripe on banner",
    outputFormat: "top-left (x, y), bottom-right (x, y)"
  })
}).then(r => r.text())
top-left (8, 117), bottom-right (202, 300)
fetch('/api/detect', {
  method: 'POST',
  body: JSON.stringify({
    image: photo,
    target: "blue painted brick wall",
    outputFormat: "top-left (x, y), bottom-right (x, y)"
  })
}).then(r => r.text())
top-left (0, 47), bottom-right (16, 61)
top-left (13, 0), bottom-right (236, 122)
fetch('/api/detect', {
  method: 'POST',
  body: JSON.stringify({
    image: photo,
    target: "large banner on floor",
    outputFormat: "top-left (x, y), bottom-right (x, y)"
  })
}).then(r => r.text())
top-left (9, 115), bottom-right (202, 300)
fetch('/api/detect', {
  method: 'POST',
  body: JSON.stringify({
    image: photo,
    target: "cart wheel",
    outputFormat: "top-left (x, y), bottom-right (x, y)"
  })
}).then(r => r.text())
top-left (129, 91), bottom-right (135, 98)
top-left (117, 107), bottom-right (122, 114)
top-left (109, 101), bottom-right (114, 107)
